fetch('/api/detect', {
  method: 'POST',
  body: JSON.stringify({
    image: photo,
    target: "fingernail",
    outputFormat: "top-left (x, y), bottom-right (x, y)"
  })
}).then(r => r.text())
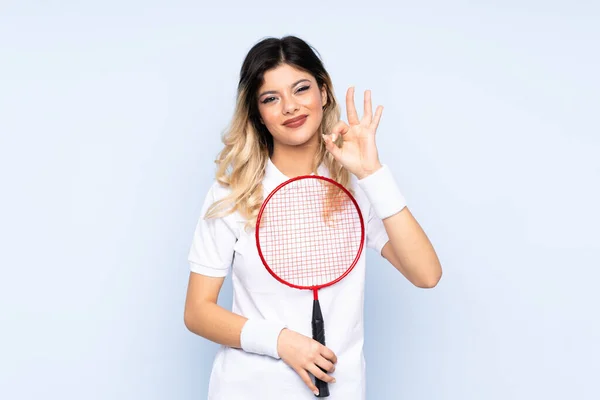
top-left (333, 378), bottom-right (337, 383)
top-left (313, 389), bottom-right (319, 395)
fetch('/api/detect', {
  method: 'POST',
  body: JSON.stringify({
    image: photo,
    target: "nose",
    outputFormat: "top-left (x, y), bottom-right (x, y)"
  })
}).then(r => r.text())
top-left (282, 94), bottom-right (299, 115)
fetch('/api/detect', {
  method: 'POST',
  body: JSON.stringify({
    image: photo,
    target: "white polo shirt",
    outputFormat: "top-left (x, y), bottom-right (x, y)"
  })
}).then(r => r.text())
top-left (188, 158), bottom-right (390, 399)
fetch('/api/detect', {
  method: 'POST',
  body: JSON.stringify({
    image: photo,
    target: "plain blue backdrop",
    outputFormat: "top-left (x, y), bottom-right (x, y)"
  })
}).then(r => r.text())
top-left (1, 1), bottom-right (599, 399)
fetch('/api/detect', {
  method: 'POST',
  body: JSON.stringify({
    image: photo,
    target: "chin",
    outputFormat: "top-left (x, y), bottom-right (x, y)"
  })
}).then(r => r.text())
top-left (275, 125), bottom-right (320, 147)
top-left (286, 130), bottom-right (320, 147)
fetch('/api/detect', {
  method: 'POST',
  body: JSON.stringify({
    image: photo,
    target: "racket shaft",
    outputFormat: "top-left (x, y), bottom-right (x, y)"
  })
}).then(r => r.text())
top-left (312, 299), bottom-right (330, 397)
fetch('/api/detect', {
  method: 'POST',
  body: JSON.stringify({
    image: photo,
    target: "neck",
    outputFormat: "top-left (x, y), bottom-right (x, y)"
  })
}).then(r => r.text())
top-left (271, 135), bottom-right (320, 178)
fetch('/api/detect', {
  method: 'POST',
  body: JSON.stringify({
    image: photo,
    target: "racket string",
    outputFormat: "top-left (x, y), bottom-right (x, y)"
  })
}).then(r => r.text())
top-left (258, 178), bottom-right (363, 287)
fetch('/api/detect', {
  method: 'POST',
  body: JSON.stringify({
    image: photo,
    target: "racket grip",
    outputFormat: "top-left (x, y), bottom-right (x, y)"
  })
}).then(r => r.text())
top-left (311, 300), bottom-right (330, 397)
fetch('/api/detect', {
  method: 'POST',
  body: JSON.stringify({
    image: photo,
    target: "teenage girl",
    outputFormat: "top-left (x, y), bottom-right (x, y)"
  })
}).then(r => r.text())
top-left (184, 35), bottom-right (442, 399)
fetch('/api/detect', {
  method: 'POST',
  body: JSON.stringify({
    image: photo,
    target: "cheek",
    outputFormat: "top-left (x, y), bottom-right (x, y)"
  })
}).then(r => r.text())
top-left (308, 95), bottom-right (325, 119)
top-left (306, 92), bottom-right (324, 109)
top-left (259, 107), bottom-right (278, 127)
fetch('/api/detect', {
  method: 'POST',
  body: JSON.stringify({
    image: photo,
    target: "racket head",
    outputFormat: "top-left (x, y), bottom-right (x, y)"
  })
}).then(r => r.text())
top-left (255, 175), bottom-right (365, 291)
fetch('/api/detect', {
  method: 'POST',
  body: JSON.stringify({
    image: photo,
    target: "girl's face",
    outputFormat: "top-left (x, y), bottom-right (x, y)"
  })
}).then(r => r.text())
top-left (256, 64), bottom-right (327, 149)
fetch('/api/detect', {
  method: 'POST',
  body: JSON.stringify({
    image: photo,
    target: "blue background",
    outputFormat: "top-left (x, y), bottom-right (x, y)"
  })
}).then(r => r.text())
top-left (1, 1), bottom-right (599, 399)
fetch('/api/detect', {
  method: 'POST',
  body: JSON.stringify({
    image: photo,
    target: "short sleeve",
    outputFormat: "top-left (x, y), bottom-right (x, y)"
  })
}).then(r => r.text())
top-left (365, 203), bottom-right (389, 256)
top-left (187, 183), bottom-right (238, 277)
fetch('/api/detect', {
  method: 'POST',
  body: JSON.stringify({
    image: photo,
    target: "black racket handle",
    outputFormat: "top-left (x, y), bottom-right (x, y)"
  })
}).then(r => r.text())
top-left (311, 299), bottom-right (330, 397)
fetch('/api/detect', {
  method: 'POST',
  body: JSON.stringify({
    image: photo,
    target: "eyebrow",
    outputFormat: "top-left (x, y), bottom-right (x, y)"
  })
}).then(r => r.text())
top-left (258, 79), bottom-right (311, 98)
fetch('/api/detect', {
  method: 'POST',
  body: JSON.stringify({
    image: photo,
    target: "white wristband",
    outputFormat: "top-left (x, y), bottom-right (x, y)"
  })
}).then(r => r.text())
top-left (357, 164), bottom-right (407, 219)
top-left (240, 319), bottom-right (286, 359)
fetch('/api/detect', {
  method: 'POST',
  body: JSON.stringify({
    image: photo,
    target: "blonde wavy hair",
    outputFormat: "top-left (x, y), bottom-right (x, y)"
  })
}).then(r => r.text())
top-left (205, 36), bottom-right (351, 229)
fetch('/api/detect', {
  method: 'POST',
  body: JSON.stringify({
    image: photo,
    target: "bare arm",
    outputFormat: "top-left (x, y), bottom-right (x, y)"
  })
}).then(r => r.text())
top-left (183, 272), bottom-right (247, 348)
top-left (183, 271), bottom-right (337, 396)
top-left (380, 207), bottom-right (442, 288)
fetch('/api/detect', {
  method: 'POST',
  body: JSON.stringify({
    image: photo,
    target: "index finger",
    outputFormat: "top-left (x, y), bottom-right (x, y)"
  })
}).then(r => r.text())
top-left (346, 86), bottom-right (359, 125)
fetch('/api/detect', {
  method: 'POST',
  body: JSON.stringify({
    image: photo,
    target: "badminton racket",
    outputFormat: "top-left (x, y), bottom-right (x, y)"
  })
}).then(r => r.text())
top-left (255, 175), bottom-right (365, 397)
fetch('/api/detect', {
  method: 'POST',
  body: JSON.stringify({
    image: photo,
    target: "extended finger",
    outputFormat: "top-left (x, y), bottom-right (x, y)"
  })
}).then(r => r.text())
top-left (371, 105), bottom-right (384, 130)
top-left (346, 87), bottom-right (360, 125)
top-left (363, 89), bottom-right (373, 123)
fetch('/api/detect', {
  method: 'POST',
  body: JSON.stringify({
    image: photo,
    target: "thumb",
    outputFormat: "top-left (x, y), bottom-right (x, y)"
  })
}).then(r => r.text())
top-left (322, 134), bottom-right (342, 161)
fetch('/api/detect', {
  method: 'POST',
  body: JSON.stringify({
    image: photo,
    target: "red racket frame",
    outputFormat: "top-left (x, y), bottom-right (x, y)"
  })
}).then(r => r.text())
top-left (255, 175), bottom-right (366, 299)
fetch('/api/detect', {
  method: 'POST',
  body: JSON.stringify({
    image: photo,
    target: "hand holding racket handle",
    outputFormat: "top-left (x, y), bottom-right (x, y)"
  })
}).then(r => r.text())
top-left (312, 298), bottom-right (330, 397)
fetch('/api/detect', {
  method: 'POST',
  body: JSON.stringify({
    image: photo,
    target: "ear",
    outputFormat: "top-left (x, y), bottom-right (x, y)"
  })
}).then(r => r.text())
top-left (321, 85), bottom-right (328, 108)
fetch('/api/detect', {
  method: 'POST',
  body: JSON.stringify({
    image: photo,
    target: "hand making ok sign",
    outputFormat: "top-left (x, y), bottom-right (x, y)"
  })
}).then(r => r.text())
top-left (322, 87), bottom-right (384, 180)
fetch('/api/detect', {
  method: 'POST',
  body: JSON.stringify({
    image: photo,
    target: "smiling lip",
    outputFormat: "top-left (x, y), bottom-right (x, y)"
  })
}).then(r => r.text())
top-left (283, 115), bottom-right (308, 128)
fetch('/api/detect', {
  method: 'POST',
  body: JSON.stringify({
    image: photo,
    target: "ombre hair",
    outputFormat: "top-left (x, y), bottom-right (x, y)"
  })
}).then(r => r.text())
top-left (205, 36), bottom-right (350, 227)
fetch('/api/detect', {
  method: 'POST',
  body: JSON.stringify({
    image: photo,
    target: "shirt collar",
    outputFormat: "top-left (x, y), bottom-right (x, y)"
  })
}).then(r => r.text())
top-left (264, 158), bottom-right (330, 193)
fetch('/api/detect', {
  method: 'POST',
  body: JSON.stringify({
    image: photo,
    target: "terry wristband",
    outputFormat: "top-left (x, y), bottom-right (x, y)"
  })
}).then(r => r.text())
top-left (358, 164), bottom-right (407, 219)
top-left (240, 318), bottom-right (286, 359)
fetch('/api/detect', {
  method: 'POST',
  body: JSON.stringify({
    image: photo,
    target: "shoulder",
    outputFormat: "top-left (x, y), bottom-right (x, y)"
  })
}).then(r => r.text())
top-left (188, 180), bottom-right (242, 276)
top-left (201, 179), bottom-right (246, 227)
top-left (204, 179), bottom-right (232, 202)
